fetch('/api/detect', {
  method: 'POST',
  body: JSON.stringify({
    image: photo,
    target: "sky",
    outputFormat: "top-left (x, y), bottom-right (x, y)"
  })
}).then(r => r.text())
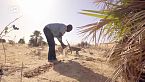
top-left (0, 0), bottom-right (99, 45)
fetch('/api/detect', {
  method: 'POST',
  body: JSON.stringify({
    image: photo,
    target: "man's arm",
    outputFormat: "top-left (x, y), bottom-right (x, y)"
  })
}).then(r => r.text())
top-left (57, 37), bottom-right (67, 49)
top-left (57, 37), bottom-right (63, 45)
top-left (57, 33), bottom-right (67, 49)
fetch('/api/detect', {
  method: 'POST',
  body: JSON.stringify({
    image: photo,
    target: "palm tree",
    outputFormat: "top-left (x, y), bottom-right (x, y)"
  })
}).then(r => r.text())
top-left (78, 0), bottom-right (145, 82)
top-left (29, 30), bottom-right (43, 47)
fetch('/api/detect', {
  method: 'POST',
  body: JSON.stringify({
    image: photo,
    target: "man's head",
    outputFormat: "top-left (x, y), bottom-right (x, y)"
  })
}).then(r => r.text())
top-left (66, 24), bottom-right (73, 32)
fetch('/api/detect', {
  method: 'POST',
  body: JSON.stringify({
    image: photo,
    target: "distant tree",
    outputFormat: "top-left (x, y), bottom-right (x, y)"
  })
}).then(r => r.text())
top-left (29, 30), bottom-right (44, 47)
top-left (0, 39), bottom-right (6, 43)
top-left (18, 38), bottom-right (25, 44)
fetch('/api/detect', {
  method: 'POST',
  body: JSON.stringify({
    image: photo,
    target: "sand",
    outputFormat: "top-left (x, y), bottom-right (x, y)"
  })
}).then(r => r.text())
top-left (0, 43), bottom-right (115, 82)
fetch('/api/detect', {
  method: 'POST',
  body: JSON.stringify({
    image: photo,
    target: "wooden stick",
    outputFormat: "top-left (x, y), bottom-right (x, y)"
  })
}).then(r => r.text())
top-left (0, 75), bottom-right (1, 82)
top-left (2, 42), bottom-right (6, 64)
top-left (66, 40), bottom-right (72, 54)
top-left (0, 65), bottom-right (3, 82)
top-left (21, 62), bottom-right (24, 82)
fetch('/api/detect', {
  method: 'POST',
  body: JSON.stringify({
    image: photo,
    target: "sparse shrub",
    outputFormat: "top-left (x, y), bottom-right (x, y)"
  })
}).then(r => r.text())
top-left (18, 38), bottom-right (25, 44)
top-left (8, 40), bottom-right (15, 45)
top-left (77, 41), bottom-right (91, 48)
top-left (41, 41), bottom-right (47, 46)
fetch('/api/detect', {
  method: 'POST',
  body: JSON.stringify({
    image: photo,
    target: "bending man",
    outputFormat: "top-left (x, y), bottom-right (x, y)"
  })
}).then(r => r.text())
top-left (43, 23), bottom-right (73, 62)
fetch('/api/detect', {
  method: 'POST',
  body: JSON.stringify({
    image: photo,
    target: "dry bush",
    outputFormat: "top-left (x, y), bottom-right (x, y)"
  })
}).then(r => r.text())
top-left (8, 40), bottom-right (15, 45)
top-left (18, 38), bottom-right (25, 44)
top-left (77, 41), bottom-right (91, 48)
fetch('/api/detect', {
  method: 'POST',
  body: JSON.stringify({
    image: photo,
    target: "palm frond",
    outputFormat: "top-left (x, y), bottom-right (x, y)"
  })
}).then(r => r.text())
top-left (79, 0), bottom-right (145, 81)
top-left (78, 19), bottom-right (112, 42)
top-left (80, 12), bottom-right (108, 19)
top-left (82, 10), bottom-right (110, 15)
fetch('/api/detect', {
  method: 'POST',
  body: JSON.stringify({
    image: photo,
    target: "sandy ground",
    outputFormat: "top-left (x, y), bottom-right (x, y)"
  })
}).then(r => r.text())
top-left (0, 43), bottom-right (116, 82)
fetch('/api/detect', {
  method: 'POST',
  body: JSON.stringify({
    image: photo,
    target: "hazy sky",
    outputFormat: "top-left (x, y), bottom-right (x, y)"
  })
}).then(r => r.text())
top-left (0, 0), bottom-right (99, 45)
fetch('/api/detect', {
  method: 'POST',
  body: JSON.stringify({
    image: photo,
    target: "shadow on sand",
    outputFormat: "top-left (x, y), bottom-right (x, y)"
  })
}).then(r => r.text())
top-left (53, 60), bottom-right (111, 82)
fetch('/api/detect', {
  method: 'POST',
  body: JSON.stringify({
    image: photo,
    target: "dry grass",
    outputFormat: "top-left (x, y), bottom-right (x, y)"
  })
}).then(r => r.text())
top-left (0, 43), bottom-right (115, 82)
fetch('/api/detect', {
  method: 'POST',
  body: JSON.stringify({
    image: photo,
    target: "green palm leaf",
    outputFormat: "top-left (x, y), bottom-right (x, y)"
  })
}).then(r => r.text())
top-left (82, 10), bottom-right (110, 15)
top-left (80, 12), bottom-right (107, 19)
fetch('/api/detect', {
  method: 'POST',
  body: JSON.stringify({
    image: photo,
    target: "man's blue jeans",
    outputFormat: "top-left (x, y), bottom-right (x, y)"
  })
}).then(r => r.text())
top-left (43, 27), bottom-right (57, 61)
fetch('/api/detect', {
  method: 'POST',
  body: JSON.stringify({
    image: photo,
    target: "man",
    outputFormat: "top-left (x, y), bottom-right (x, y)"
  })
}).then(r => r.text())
top-left (43, 23), bottom-right (73, 63)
